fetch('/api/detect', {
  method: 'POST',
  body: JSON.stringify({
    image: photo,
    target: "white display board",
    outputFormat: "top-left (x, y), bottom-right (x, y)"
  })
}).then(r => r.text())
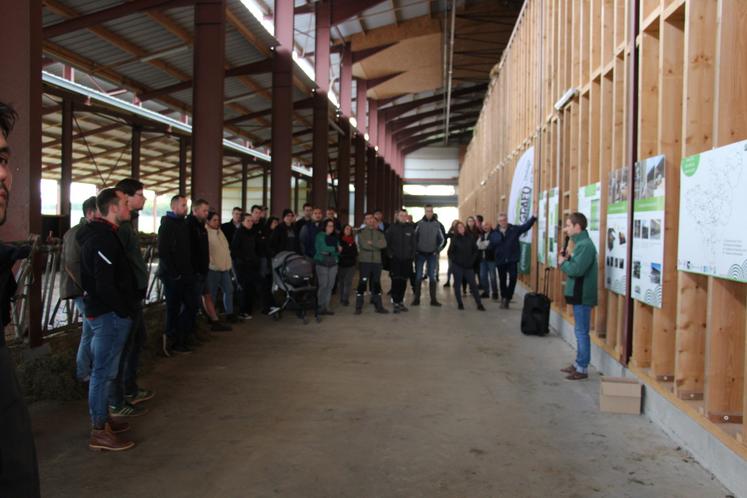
top-left (508, 147), bottom-right (534, 274)
top-left (605, 167), bottom-right (629, 295)
top-left (577, 182), bottom-right (601, 253)
top-left (632, 155), bottom-right (665, 307)
top-left (547, 187), bottom-right (560, 268)
top-left (677, 140), bottom-right (747, 282)
top-left (538, 190), bottom-right (547, 265)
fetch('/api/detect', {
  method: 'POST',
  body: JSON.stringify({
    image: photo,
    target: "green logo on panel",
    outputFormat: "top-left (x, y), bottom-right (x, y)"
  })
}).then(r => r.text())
top-left (681, 154), bottom-right (700, 177)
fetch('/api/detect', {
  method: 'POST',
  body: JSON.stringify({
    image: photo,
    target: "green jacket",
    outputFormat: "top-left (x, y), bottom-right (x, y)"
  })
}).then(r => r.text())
top-left (118, 218), bottom-right (148, 292)
top-left (357, 227), bottom-right (387, 264)
top-left (314, 232), bottom-right (339, 265)
top-left (560, 230), bottom-right (598, 306)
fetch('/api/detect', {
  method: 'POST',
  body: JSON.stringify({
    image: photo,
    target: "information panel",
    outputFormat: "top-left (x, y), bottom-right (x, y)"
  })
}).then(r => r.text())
top-left (547, 187), bottom-right (560, 268)
top-left (605, 167), bottom-right (629, 295)
top-left (577, 182), bottom-right (601, 253)
top-left (538, 190), bottom-right (547, 265)
top-left (632, 155), bottom-right (665, 307)
top-left (677, 140), bottom-right (747, 282)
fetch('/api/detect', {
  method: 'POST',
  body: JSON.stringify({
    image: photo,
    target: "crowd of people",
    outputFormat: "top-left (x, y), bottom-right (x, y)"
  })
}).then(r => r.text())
top-left (55, 189), bottom-right (544, 451)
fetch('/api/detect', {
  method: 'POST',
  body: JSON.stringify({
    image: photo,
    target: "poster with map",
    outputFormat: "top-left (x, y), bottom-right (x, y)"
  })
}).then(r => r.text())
top-left (605, 167), bottom-right (629, 295)
top-left (632, 155), bottom-right (665, 307)
top-left (538, 190), bottom-right (547, 264)
top-left (577, 182), bottom-right (601, 253)
top-left (547, 187), bottom-right (560, 268)
top-left (677, 140), bottom-right (747, 282)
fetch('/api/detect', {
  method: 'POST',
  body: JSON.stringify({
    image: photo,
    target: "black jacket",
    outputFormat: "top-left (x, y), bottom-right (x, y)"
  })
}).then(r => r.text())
top-left (157, 213), bottom-right (193, 281)
top-left (339, 237), bottom-right (357, 267)
top-left (489, 216), bottom-right (537, 265)
top-left (269, 223), bottom-right (301, 256)
top-left (220, 221), bottom-right (239, 245)
top-left (447, 233), bottom-right (479, 269)
top-left (385, 222), bottom-right (416, 260)
top-left (231, 226), bottom-right (261, 270)
top-left (78, 219), bottom-right (137, 319)
top-left (187, 214), bottom-right (209, 276)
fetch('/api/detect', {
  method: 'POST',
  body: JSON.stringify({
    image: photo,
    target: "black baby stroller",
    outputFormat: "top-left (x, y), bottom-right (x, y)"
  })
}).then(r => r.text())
top-left (268, 251), bottom-right (319, 323)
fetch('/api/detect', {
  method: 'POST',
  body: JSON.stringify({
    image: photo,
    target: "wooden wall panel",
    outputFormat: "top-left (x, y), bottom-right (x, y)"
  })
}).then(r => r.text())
top-left (458, 0), bottom-right (747, 454)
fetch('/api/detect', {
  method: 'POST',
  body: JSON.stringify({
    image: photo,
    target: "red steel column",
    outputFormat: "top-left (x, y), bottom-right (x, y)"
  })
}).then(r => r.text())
top-left (240, 157), bottom-right (249, 212)
top-left (356, 79), bottom-right (367, 135)
top-left (312, 0), bottom-right (331, 208)
top-left (376, 157), bottom-right (386, 214)
top-left (131, 126), bottom-right (141, 180)
top-left (366, 147), bottom-right (378, 212)
top-left (337, 120), bottom-right (351, 223)
top-left (369, 99), bottom-right (378, 146)
top-left (337, 42), bottom-right (353, 224)
top-left (191, 0), bottom-right (225, 212)
top-left (0, 0), bottom-right (42, 346)
top-left (271, 0), bottom-right (294, 215)
top-left (354, 134), bottom-right (366, 225)
top-left (178, 137), bottom-right (188, 196)
top-left (60, 98), bottom-right (73, 217)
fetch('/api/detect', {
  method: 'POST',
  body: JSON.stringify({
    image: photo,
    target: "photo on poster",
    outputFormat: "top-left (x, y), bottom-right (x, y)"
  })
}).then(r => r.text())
top-left (605, 167), bottom-right (629, 295)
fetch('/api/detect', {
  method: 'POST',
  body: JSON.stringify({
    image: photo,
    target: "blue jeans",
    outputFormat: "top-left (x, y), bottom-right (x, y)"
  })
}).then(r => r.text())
top-left (88, 312), bottom-right (132, 428)
top-left (206, 270), bottom-right (234, 315)
top-left (573, 305), bottom-right (592, 373)
top-left (479, 260), bottom-right (497, 296)
top-left (415, 252), bottom-right (438, 283)
top-left (74, 297), bottom-right (93, 382)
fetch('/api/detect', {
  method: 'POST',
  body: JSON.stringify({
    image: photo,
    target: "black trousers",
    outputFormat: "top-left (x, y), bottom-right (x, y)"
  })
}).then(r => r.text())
top-left (236, 265), bottom-right (264, 314)
top-left (0, 347), bottom-right (40, 498)
top-left (389, 258), bottom-right (413, 304)
top-left (497, 262), bottom-right (518, 300)
top-left (357, 262), bottom-right (382, 296)
top-left (452, 265), bottom-right (482, 306)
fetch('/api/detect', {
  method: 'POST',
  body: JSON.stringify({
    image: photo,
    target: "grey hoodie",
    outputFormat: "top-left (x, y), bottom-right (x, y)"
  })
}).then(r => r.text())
top-left (415, 216), bottom-right (444, 254)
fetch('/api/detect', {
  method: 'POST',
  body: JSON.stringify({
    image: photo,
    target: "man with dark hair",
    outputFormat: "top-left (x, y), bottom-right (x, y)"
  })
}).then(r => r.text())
top-left (294, 202), bottom-right (313, 235)
top-left (299, 207), bottom-right (323, 257)
top-left (326, 207), bottom-right (341, 233)
top-left (489, 211), bottom-right (537, 308)
top-left (0, 101), bottom-right (40, 496)
top-left (78, 187), bottom-right (138, 451)
top-left (187, 199), bottom-right (228, 335)
top-left (385, 209), bottom-right (416, 313)
top-left (559, 212), bottom-right (598, 381)
top-left (269, 208), bottom-right (300, 255)
top-left (231, 214), bottom-right (263, 318)
top-left (413, 204), bottom-right (444, 306)
top-left (61, 196), bottom-right (97, 382)
top-left (157, 195), bottom-right (196, 355)
top-left (111, 178), bottom-right (154, 415)
top-left (221, 206), bottom-right (243, 242)
top-left (373, 209), bottom-right (389, 232)
top-left (355, 212), bottom-right (389, 314)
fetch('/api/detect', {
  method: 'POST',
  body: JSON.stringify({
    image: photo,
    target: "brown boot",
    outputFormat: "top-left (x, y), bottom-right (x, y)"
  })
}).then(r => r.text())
top-left (560, 364), bottom-right (576, 374)
top-left (107, 417), bottom-right (131, 434)
top-left (566, 371), bottom-right (589, 380)
top-left (89, 423), bottom-right (135, 452)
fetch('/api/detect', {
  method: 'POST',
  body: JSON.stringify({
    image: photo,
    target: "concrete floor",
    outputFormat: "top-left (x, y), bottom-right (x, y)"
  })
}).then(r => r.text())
top-left (32, 284), bottom-right (731, 498)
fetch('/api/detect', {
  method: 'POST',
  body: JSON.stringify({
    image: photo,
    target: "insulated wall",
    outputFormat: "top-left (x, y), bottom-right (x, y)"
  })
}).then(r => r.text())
top-left (458, 0), bottom-right (747, 462)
